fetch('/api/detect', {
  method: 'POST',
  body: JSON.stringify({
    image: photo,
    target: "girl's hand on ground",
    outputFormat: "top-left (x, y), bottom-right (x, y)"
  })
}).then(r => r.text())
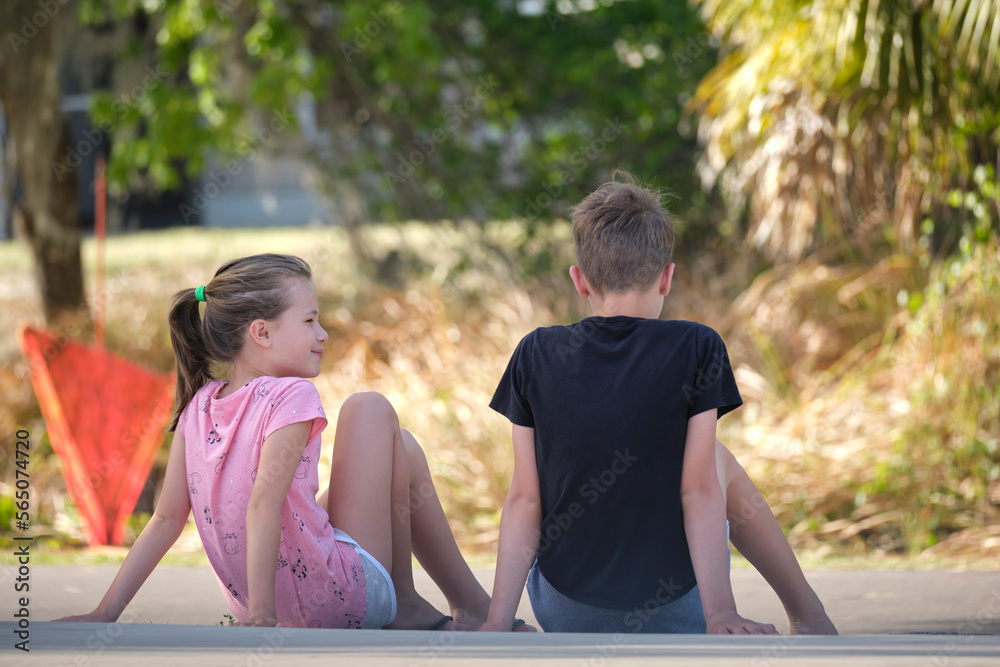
top-left (706, 610), bottom-right (778, 635)
top-left (53, 610), bottom-right (115, 623)
top-left (237, 613), bottom-right (279, 627)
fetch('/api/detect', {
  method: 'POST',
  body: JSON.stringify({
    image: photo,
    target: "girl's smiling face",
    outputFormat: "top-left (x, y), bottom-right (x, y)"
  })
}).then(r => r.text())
top-left (264, 277), bottom-right (328, 379)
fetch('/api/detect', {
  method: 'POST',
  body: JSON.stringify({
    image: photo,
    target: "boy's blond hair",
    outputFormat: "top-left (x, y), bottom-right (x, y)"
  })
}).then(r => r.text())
top-left (570, 173), bottom-right (675, 294)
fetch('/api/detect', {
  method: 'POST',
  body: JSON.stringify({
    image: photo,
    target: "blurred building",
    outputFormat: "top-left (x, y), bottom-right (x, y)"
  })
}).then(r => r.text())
top-left (0, 17), bottom-right (334, 241)
top-left (191, 153), bottom-right (336, 229)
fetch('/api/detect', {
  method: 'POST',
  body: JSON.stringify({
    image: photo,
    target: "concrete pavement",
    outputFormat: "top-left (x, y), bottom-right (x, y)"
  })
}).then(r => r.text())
top-left (5, 624), bottom-right (1000, 667)
top-left (2, 565), bottom-right (999, 665)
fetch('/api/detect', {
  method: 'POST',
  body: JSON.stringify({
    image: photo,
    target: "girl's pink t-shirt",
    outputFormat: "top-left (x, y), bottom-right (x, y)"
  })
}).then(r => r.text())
top-left (180, 376), bottom-right (366, 628)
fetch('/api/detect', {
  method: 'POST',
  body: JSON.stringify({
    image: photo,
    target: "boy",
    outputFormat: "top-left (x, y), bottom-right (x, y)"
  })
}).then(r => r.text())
top-left (480, 176), bottom-right (837, 634)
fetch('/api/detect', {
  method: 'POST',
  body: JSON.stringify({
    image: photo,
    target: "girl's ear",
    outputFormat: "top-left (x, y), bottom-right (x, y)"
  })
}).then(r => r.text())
top-left (246, 319), bottom-right (273, 348)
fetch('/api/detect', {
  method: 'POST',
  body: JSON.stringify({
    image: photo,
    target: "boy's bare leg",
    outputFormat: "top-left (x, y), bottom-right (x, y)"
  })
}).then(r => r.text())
top-left (324, 392), bottom-right (455, 630)
top-left (716, 439), bottom-right (838, 635)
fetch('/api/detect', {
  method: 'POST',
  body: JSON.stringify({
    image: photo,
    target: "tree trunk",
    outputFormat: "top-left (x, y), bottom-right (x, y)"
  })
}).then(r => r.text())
top-left (1, 1), bottom-right (87, 330)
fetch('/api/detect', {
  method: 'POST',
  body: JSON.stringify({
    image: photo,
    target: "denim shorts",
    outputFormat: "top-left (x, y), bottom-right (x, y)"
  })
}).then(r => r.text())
top-left (335, 528), bottom-right (397, 629)
top-left (527, 564), bottom-right (706, 633)
top-left (525, 522), bottom-right (730, 634)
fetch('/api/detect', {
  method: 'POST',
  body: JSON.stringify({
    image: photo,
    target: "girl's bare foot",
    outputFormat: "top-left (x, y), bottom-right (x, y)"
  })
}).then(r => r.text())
top-left (385, 593), bottom-right (457, 631)
top-left (788, 609), bottom-right (838, 635)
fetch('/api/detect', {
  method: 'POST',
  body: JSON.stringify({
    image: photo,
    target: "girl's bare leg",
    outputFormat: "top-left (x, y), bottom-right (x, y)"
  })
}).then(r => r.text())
top-left (398, 429), bottom-right (496, 629)
top-left (324, 392), bottom-right (454, 630)
top-left (716, 439), bottom-right (838, 635)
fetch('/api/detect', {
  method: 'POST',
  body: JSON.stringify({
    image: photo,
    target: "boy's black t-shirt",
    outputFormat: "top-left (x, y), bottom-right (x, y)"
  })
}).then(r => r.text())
top-left (490, 315), bottom-right (742, 609)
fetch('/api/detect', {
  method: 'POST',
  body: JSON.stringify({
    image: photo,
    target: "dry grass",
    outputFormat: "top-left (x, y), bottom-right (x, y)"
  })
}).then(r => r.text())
top-left (0, 222), bottom-right (570, 557)
top-left (1, 223), bottom-right (997, 566)
top-left (721, 243), bottom-right (1000, 563)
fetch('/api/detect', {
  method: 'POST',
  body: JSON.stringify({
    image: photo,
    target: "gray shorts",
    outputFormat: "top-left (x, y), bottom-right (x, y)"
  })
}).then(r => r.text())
top-left (335, 528), bottom-right (397, 629)
top-left (525, 522), bottom-right (730, 633)
top-left (353, 544), bottom-right (397, 629)
top-left (527, 564), bottom-right (706, 633)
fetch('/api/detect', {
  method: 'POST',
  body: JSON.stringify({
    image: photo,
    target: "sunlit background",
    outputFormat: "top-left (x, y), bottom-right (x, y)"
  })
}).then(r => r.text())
top-left (0, 0), bottom-right (997, 565)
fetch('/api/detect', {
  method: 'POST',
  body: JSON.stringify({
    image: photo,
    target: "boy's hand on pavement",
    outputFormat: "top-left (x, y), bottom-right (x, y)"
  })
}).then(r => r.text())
top-left (476, 618), bottom-right (539, 632)
top-left (706, 610), bottom-right (779, 635)
top-left (476, 621), bottom-right (510, 632)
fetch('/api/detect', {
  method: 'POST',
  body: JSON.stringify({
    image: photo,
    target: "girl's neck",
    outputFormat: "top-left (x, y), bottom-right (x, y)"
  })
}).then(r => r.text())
top-left (217, 365), bottom-right (266, 398)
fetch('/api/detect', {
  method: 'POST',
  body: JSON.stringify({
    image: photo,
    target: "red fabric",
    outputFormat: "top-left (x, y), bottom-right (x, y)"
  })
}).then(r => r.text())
top-left (18, 325), bottom-right (174, 545)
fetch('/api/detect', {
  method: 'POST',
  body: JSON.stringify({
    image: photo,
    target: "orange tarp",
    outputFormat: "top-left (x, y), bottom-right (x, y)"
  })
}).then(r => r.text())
top-left (18, 324), bottom-right (174, 545)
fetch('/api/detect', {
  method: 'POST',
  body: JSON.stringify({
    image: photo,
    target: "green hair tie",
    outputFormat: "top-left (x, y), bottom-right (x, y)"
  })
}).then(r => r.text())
top-left (195, 285), bottom-right (207, 302)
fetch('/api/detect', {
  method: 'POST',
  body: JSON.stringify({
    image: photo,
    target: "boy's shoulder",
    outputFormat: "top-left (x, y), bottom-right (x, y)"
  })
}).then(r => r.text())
top-left (649, 318), bottom-right (723, 340)
top-left (512, 318), bottom-right (723, 367)
top-left (525, 316), bottom-right (718, 342)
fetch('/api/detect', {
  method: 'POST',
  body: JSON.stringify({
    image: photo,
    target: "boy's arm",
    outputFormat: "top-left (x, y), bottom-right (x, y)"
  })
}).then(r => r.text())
top-left (243, 420), bottom-right (312, 626)
top-left (55, 430), bottom-right (192, 622)
top-left (681, 410), bottom-right (777, 634)
top-left (480, 424), bottom-right (541, 631)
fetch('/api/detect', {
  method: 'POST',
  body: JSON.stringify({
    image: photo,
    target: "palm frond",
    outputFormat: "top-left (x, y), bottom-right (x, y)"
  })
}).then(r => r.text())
top-left (690, 0), bottom-right (999, 260)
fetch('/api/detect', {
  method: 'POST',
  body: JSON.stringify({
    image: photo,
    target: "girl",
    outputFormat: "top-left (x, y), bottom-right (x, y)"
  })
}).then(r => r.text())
top-left (58, 253), bottom-right (519, 630)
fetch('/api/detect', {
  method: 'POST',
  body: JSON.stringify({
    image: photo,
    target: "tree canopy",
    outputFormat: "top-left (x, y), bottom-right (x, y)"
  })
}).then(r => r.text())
top-left (82, 0), bottom-right (717, 228)
top-left (4, 0), bottom-right (998, 324)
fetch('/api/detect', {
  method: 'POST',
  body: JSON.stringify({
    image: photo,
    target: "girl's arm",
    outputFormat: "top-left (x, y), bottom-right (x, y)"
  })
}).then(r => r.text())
top-left (680, 409), bottom-right (776, 634)
top-left (480, 424), bottom-right (541, 631)
top-left (242, 420), bottom-right (312, 627)
top-left (55, 430), bottom-right (192, 622)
